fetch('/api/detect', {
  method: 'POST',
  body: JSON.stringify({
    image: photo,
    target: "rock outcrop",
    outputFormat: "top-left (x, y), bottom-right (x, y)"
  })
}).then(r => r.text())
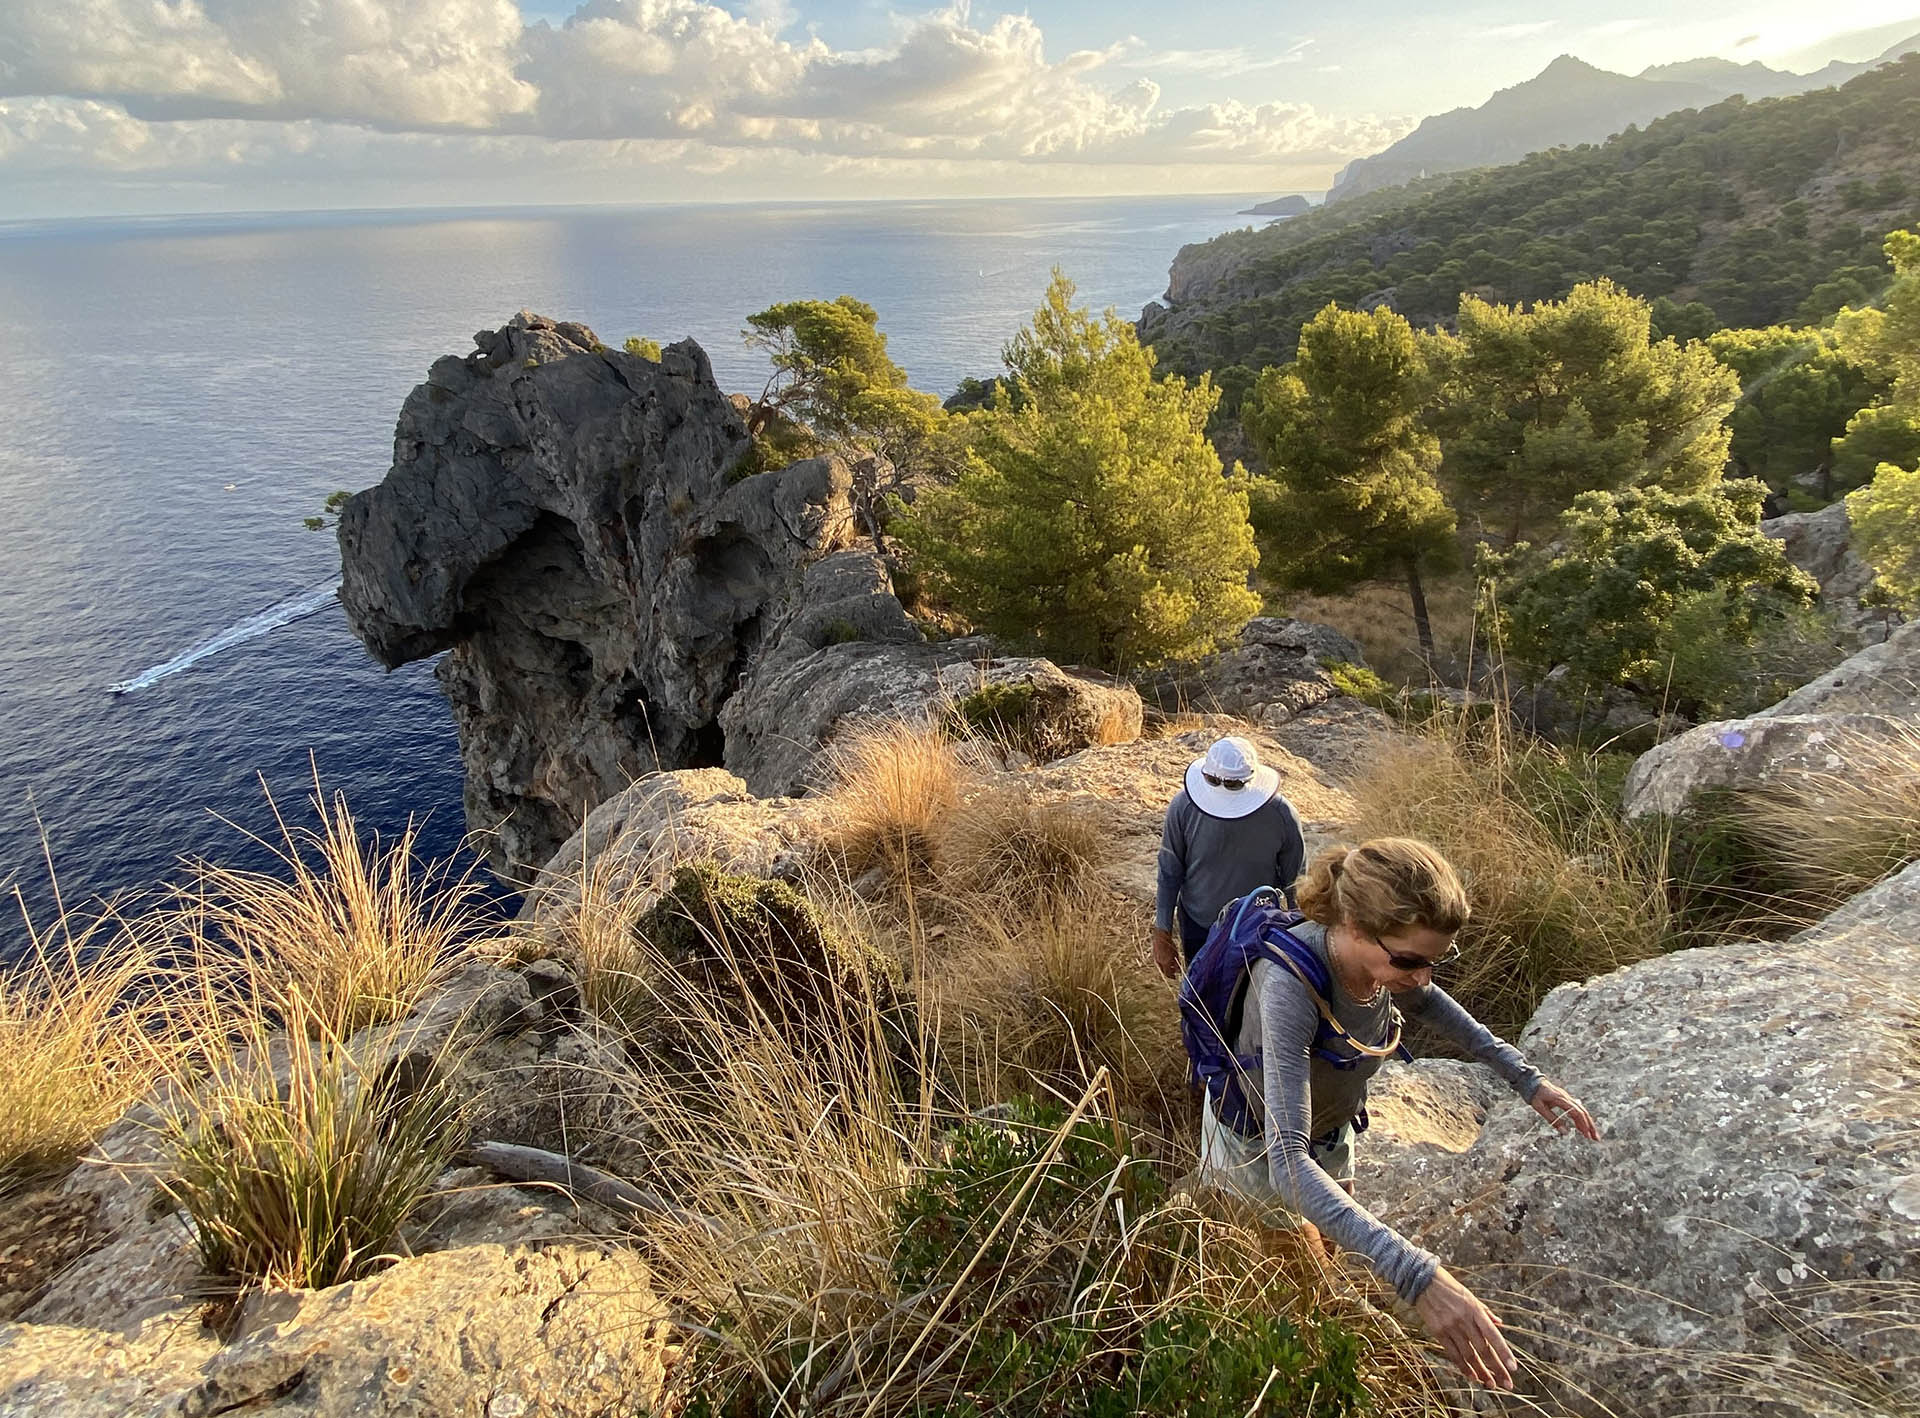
top-left (1620, 621), bottom-right (1920, 819)
top-left (1761, 500), bottom-right (1890, 643)
top-left (338, 312), bottom-right (857, 879)
top-left (1376, 859), bottom-right (1920, 1414)
top-left (1136, 617), bottom-right (1364, 727)
top-left (717, 549), bottom-right (1144, 794)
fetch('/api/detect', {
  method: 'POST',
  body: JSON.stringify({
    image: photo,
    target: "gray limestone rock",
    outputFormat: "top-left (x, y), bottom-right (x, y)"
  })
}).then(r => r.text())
top-left (1762, 617), bottom-right (1920, 717)
top-left (1136, 617), bottom-right (1364, 726)
top-left (0, 1243), bottom-right (668, 1418)
top-left (1761, 500), bottom-right (1892, 644)
top-left (1373, 859), bottom-right (1920, 1415)
top-left (338, 312), bottom-right (856, 880)
top-left (1620, 712), bottom-right (1909, 820)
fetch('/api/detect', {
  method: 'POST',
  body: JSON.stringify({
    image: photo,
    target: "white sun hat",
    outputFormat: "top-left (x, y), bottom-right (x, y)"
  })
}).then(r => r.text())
top-left (1184, 736), bottom-right (1281, 819)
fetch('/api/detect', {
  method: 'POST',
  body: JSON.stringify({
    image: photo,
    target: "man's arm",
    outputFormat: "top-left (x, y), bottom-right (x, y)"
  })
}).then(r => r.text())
top-left (1270, 796), bottom-right (1306, 904)
top-left (1154, 797), bottom-right (1188, 932)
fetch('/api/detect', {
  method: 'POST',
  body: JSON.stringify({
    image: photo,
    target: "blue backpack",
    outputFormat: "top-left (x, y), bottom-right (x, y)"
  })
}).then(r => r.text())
top-left (1178, 887), bottom-right (1414, 1138)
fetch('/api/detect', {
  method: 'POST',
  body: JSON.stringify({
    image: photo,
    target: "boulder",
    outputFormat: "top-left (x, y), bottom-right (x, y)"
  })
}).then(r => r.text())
top-left (719, 556), bottom-right (1144, 793)
top-left (338, 312), bottom-right (857, 880)
top-left (1619, 712), bottom-right (1909, 820)
top-left (1761, 617), bottom-right (1920, 717)
top-left (1375, 858), bottom-right (1920, 1415)
top-left (1761, 500), bottom-right (1889, 643)
top-left (1136, 617), bottom-right (1364, 727)
top-left (0, 1243), bottom-right (668, 1418)
top-left (520, 767), bottom-right (816, 923)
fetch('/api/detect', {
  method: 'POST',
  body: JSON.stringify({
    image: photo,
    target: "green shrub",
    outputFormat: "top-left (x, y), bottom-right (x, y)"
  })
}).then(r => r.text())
top-left (945, 680), bottom-right (1044, 752)
top-left (1322, 659), bottom-right (1396, 710)
top-left (161, 1023), bottom-right (464, 1289)
top-left (821, 618), bottom-right (866, 646)
top-left (685, 1098), bottom-right (1372, 1418)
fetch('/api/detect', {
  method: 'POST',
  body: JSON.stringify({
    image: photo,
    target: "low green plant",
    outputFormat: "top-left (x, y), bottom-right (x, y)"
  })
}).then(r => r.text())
top-left (624, 335), bottom-right (662, 361)
top-left (1322, 659), bottom-right (1397, 711)
top-left (820, 617), bottom-right (866, 646)
top-left (944, 680), bottom-right (1044, 752)
top-left (160, 1011), bottom-right (465, 1289)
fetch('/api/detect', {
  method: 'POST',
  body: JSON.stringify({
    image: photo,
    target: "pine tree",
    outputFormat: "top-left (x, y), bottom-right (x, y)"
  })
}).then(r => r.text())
top-left (892, 272), bottom-right (1260, 670)
top-left (1240, 304), bottom-right (1457, 658)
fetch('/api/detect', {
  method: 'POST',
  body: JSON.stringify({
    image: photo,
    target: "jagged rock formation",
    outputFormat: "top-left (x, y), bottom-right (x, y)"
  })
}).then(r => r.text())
top-left (338, 312), bottom-right (857, 880)
top-left (1620, 620), bottom-right (1920, 819)
top-left (716, 548), bottom-right (1144, 795)
top-left (1761, 500), bottom-right (1890, 644)
top-left (1374, 858), bottom-right (1920, 1414)
top-left (1135, 617), bottom-right (1364, 727)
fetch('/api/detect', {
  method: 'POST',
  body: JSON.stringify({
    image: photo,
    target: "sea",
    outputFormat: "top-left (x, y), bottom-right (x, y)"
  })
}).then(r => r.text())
top-left (0, 194), bottom-right (1262, 955)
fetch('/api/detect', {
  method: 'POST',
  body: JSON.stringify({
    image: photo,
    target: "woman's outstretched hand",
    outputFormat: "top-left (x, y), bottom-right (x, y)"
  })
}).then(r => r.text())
top-left (1529, 1080), bottom-right (1599, 1140)
top-left (1414, 1266), bottom-right (1516, 1390)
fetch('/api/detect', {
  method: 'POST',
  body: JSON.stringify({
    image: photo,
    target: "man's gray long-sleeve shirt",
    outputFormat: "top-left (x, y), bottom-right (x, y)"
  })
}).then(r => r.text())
top-left (1155, 789), bottom-right (1306, 932)
top-left (1240, 920), bottom-right (1545, 1304)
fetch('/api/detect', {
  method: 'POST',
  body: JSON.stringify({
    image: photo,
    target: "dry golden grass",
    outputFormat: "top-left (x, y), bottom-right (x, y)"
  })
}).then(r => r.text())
top-left (1280, 577), bottom-right (1479, 686)
top-left (1346, 710), bottom-right (1671, 1040)
top-left (181, 785), bottom-right (481, 1035)
top-left (935, 780), bottom-right (1102, 910)
top-left (580, 888), bottom-right (1453, 1418)
top-left (817, 719), bottom-right (968, 882)
top-left (0, 905), bottom-right (182, 1198)
top-left (1748, 718), bottom-right (1920, 910)
top-left (920, 885), bottom-right (1187, 1129)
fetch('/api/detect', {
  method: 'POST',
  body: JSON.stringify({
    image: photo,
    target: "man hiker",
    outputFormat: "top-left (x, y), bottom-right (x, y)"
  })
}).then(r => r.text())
top-left (1151, 735), bottom-right (1306, 978)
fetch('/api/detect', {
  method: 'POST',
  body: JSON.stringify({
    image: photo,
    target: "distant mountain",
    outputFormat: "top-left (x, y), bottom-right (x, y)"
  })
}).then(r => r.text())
top-left (1142, 54), bottom-right (1920, 400)
top-left (1327, 33), bottom-right (1920, 204)
top-left (1240, 195), bottom-right (1312, 218)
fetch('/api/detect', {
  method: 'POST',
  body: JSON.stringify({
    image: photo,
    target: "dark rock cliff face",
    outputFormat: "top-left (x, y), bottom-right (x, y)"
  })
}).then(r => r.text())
top-left (339, 313), bottom-right (856, 881)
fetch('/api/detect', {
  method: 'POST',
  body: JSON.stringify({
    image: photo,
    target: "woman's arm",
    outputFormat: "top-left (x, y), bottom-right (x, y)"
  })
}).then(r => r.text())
top-left (1395, 984), bottom-right (1544, 1101)
top-left (1257, 967), bottom-right (1441, 1304)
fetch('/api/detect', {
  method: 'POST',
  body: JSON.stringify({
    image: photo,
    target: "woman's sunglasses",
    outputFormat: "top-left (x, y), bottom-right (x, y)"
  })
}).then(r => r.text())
top-left (1369, 934), bottom-right (1462, 972)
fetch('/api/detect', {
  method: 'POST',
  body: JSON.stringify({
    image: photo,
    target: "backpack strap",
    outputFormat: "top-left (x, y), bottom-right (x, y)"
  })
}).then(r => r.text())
top-left (1264, 929), bottom-right (1411, 1065)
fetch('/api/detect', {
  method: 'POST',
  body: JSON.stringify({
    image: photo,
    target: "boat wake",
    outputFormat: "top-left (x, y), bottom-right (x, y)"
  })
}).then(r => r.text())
top-left (108, 578), bottom-right (342, 695)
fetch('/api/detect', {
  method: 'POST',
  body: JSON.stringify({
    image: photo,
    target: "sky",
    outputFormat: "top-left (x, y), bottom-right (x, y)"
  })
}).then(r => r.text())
top-left (1, 0), bottom-right (1917, 218)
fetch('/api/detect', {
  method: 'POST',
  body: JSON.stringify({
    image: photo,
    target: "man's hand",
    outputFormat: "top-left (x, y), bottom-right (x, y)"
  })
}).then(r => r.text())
top-left (1529, 1080), bottom-right (1599, 1140)
top-left (1150, 926), bottom-right (1179, 980)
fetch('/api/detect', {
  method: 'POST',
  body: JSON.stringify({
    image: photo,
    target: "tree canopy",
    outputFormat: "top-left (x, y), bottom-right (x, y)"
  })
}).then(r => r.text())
top-left (1847, 461), bottom-right (1920, 611)
top-left (1484, 480), bottom-right (1817, 695)
top-left (1240, 304), bottom-right (1456, 655)
top-left (1706, 324), bottom-right (1886, 495)
top-left (892, 272), bottom-right (1259, 670)
top-left (1145, 55), bottom-right (1920, 411)
top-left (1430, 280), bottom-right (1739, 544)
top-left (1832, 229), bottom-right (1920, 489)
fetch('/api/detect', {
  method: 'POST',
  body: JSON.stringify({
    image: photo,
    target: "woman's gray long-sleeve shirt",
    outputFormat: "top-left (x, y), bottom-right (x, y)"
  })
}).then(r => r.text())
top-left (1237, 921), bottom-right (1545, 1304)
top-left (1155, 789), bottom-right (1306, 932)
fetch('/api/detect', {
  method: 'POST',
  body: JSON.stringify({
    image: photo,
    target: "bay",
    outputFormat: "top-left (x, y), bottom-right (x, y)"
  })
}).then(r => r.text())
top-left (0, 194), bottom-right (1259, 951)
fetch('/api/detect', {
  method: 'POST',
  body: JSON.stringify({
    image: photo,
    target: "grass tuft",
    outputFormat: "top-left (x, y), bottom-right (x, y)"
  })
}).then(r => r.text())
top-left (0, 904), bottom-right (180, 1198)
top-left (1748, 718), bottom-right (1920, 910)
top-left (1345, 707), bottom-right (1672, 1040)
top-left (183, 785), bottom-right (480, 1035)
top-left (819, 719), bottom-right (968, 883)
top-left (157, 998), bottom-right (466, 1290)
top-left (936, 782), bottom-right (1101, 911)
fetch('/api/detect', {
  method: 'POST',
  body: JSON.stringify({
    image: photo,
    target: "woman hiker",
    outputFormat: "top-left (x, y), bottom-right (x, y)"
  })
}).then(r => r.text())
top-left (1150, 735), bottom-right (1307, 977)
top-left (1196, 837), bottom-right (1599, 1391)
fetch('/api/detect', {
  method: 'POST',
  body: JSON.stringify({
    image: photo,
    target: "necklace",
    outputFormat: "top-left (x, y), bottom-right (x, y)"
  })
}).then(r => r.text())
top-left (1330, 926), bottom-right (1383, 1003)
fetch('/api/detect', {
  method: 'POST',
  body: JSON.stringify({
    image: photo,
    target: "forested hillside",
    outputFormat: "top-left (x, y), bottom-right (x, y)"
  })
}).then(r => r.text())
top-left (1144, 54), bottom-right (1920, 406)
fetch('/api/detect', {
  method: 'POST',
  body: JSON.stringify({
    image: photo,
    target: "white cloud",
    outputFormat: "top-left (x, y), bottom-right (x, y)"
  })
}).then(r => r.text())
top-left (0, 0), bottom-right (1411, 187)
top-left (0, 0), bottom-right (537, 128)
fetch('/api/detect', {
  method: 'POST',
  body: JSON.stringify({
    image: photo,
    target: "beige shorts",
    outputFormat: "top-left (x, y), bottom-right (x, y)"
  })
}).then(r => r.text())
top-left (1197, 1094), bottom-right (1356, 1227)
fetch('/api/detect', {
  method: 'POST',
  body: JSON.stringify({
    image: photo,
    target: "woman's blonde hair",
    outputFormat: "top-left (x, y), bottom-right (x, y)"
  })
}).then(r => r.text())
top-left (1295, 838), bottom-right (1470, 938)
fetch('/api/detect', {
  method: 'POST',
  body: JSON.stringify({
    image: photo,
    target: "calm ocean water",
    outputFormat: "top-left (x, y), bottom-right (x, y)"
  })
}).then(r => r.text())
top-left (0, 195), bottom-right (1260, 952)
